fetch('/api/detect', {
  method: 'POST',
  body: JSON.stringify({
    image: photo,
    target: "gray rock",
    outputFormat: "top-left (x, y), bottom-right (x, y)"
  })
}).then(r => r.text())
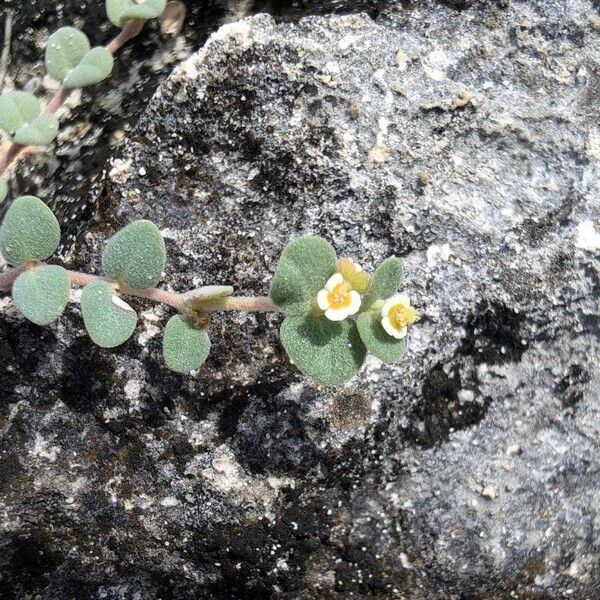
top-left (1, 1), bottom-right (599, 598)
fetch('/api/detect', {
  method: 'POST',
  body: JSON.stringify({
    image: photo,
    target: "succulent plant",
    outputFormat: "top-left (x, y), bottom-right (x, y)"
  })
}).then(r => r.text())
top-left (0, 1), bottom-right (419, 385)
top-left (0, 195), bottom-right (419, 384)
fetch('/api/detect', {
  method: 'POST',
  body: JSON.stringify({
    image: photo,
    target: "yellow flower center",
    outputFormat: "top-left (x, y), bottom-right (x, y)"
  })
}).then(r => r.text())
top-left (327, 281), bottom-right (353, 309)
top-left (388, 303), bottom-right (420, 330)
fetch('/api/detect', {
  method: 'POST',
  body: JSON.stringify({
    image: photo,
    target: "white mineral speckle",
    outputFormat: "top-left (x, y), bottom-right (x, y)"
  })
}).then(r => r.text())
top-left (124, 379), bottom-right (143, 400)
top-left (574, 221), bottom-right (600, 251)
top-left (422, 49), bottom-right (455, 81)
top-left (138, 323), bottom-right (161, 346)
top-left (426, 243), bottom-right (452, 267)
top-left (31, 433), bottom-right (60, 462)
top-left (395, 49), bottom-right (409, 71)
top-left (160, 496), bottom-right (180, 507)
top-left (482, 485), bottom-right (498, 500)
top-left (109, 158), bottom-right (133, 183)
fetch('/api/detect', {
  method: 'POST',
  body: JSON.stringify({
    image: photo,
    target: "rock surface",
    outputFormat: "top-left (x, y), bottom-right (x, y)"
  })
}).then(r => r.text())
top-left (1, 1), bottom-right (600, 598)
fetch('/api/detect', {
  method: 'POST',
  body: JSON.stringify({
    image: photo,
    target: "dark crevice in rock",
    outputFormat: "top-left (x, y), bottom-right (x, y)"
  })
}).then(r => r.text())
top-left (520, 188), bottom-right (584, 246)
top-left (554, 364), bottom-right (590, 411)
top-left (406, 362), bottom-right (491, 448)
top-left (0, 319), bottom-right (62, 405)
top-left (219, 383), bottom-right (321, 476)
top-left (462, 301), bottom-right (527, 365)
top-left (255, 0), bottom-right (404, 19)
top-left (58, 337), bottom-right (123, 414)
top-left (0, 531), bottom-right (64, 600)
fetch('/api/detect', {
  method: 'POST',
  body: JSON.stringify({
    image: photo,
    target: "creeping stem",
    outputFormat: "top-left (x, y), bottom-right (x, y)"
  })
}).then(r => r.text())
top-left (0, 264), bottom-right (279, 313)
top-left (0, 19), bottom-right (147, 177)
top-left (199, 295), bottom-right (277, 312)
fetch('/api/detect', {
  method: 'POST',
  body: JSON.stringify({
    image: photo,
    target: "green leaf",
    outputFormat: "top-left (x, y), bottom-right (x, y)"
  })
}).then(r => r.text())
top-left (62, 47), bottom-right (114, 88)
top-left (163, 315), bottom-right (211, 374)
top-left (46, 27), bottom-right (114, 88)
top-left (0, 92), bottom-right (58, 146)
top-left (362, 257), bottom-right (403, 310)
top-left (0, 91), bottom-right (39, 135)
top-left (0, 178), bottom-right (7, 204)
top-left (357, 312), bottom-right (407, 364)
top-left (280, 314), bottom-right (366, 386)
top-left (270, 236), bottom-right (337, 315)
top-left (106, 0), bottom-right (167, 27)
top-left (81, 280), bottom-right (137, 348)
top-left (0, 196), bottom-right (61, 266)
top-left (13, 114), bottom-right (59, 146)
top-left (12, 265), bottom-right (70, 325)
top-left (45, 27), bottom-right (90, 81)
top-left (102, 220), bottom-right (166, 289)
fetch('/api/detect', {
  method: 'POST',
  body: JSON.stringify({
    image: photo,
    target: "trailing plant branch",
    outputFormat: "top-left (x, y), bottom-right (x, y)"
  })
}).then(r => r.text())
top-left (0, 194), bottom-right (420, 381)
top-left (0, 18), bottom-right (149, 178)
top-left (0, 263), bottom-right (278, 314)
top-left (0, 0), bottom-right (421, 383)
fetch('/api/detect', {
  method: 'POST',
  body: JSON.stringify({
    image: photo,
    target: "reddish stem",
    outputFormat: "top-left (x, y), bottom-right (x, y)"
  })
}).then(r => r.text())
top-left (44, 87), bottom-right (73, 115)
top-left (0, 18), bottom-right (148, 177)
top-left (105, 19), bottom-right (145, 53)
top-left (121, 283), bottom-right (187, 311)
top-left (0, 264), bottom-right (278, 313)
top-left (0, 264), bottom-right (25, 288)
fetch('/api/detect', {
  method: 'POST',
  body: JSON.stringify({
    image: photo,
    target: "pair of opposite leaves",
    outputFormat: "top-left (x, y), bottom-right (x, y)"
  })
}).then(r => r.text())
top-left (0, 195), bottom-right (164, 329)
top-left (270, 236), bottom-right (407, 386)
top-left (0, 196), bottom-right (207, 373)
top-left (46, 0), bottom-right (168, 84)
top-left (47, 0), bottom-right (168, 86)
top-left (0, 0), bottom-right (167, 148)
top-left (82, 279), bottom-right (211, 376)
top-left (0, 28), bottom-right (112, 148)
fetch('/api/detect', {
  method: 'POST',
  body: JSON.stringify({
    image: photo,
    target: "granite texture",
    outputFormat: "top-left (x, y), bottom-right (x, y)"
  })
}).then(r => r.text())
top-left (1, 1), bottom-right (599, 598)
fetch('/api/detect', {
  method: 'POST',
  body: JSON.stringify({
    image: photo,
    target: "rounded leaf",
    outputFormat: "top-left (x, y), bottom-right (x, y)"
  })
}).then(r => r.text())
top-left (362, 257), bottom-right (404, 310)
top-left (270, 236), bottom-right (337, 315)
top-left (102, 220), bottom-right (166, 289)
top-left (0, 178), bottom-right (7, 204)
top-left (163, 315), bottom-right (211, 374)
top-left (107, 0), bottom-right (167, 27)
top-left (280, 314), bottom-right (366, 386)
top-left (45, 27), bottom-right (90, 81)
top-left (46, 27), bottom-right (113, 88)
top-left (62, 47), bottom-right (114, 88)
top-left (13, 114), bottom-right (59, 146)
top-left (0, 196), bottom-right (61, 266)
top-left (81, 280), bottom-right (137, 348)
top-left (0, 91), bottom-right (40, 136)
top-left (12, 265), bottom-right (70, 325)
top-left (357, 312), bottom-right (407, 364)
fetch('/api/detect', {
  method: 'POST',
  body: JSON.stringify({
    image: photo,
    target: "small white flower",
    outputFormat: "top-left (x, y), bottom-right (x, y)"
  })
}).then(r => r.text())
top-left (317, 273), bottom-right (361, 321)
top-left (381, 293), bottom-right (420, 339)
